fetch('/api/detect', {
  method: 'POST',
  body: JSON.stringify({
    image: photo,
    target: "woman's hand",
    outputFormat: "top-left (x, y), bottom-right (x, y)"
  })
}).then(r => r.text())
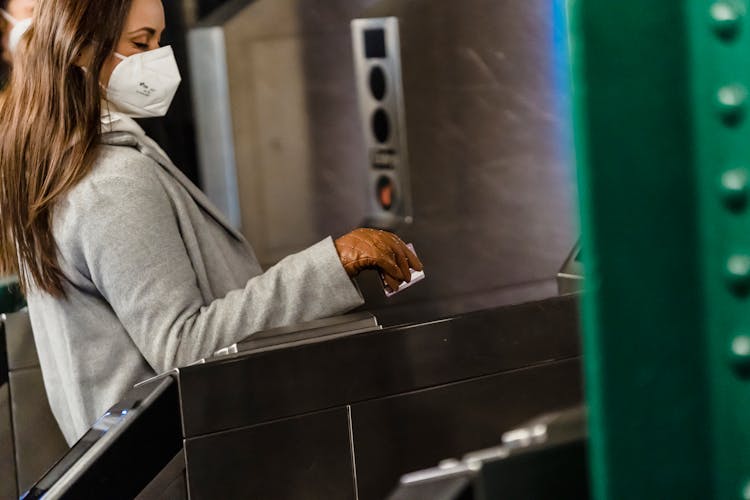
top-left (335, 228), bottom-right (423, 291)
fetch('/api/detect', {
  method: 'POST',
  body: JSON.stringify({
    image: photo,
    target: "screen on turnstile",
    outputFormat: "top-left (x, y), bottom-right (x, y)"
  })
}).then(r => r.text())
top-left (364, 28), bottom-right (387, 58)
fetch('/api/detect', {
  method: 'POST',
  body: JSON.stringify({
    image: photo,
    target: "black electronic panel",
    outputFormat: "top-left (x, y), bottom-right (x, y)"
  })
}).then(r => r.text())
top-left (23, 377), bottom-right (182, 500)
top-left (364, 28), bottom-right (387, 59)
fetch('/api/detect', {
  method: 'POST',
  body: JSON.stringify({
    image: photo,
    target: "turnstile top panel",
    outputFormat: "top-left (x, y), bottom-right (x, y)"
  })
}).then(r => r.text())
top-left (175, 294), bottom-right (581, 438)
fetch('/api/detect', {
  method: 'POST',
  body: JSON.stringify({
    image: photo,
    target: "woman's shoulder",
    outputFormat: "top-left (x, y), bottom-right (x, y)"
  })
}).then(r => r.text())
top-left (53, 144), bottom-right (177, 273)
top-left (55, 144), bottom-right (173, 245)
top-left (62, 144), bottom-right (166, 213)
top-left (90, 143), bottom-right (161, 181)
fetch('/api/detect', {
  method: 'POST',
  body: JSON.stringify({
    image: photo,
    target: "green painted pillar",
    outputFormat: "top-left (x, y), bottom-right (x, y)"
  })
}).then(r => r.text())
top-left (567, 0), bottom-right (715, 498)
top-left (688, 1), bottom-right (750, 497)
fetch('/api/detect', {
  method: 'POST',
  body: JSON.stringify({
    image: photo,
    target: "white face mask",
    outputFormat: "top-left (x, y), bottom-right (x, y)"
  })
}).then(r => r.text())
top-left (1, 9), bottom-right (32, 54)
top-left (106, 45), bottom-right (182, 118)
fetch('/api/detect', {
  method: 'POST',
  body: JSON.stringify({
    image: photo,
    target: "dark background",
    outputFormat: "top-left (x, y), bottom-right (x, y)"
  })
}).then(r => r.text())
top-left (137, 0), bottom-right (235, 186)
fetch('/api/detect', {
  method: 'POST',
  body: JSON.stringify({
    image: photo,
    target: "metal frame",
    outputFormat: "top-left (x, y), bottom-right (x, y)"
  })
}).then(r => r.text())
top-left (187, 26), bottom-right (242, 228)
top-left (24, 377), bottom-right (182, 499)
top-left (557, 241), bottom-right (583, 294)
top-left (388, 406), bottom-right (587, 500)
top-left (0, 315), bottom-right (17, 500)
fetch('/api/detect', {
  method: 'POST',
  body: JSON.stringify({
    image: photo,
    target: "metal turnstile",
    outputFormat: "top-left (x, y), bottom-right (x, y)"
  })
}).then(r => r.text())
top-left (388, 407), bottom-right (588, 500)
top-left (25, 295), bottom-right (582, 500)
top-left (557, 242), bottom-right (583, 295)
top-left (0, 311), bottom-right (68, 500)
top-left (23, 377), bottom-right (183, 500)
top-left (175, 295), bottom-right (582, 500)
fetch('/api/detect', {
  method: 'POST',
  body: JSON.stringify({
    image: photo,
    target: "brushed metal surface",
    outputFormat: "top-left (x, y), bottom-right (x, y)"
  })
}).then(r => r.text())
top-left (3, 311), bottom-right (68, 495)
top-left (188, 26), bottom-right (242, 228)
top-left (185, 408), bottom-right (356, 500)
top-left (234, 312), bottom-right (381, 353)
top-left (0, 383), bottom-right (17, 500)
top-left (351, 17), bottom-right (413, 226)
top-left (9, 369), bottom-right (68, 494)
top-left (177, 295), bottom-right (579, 437)
top-left (332, 0), bottom-right (575, 310)
top-left (351, 359), bottom-right (583, 500)
top-left (189, 0), bottom-right (575, 317)
top-left (4, 311), bottom-right (39, 371)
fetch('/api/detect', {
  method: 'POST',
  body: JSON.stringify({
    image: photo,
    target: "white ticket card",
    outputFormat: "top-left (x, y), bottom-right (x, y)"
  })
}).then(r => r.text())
top-left (382, 243), bottom-right (425, 297)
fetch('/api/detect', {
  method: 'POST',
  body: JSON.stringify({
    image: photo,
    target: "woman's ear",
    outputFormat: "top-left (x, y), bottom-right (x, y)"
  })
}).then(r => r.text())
top-left (73, 44), bottom-right (93, 68)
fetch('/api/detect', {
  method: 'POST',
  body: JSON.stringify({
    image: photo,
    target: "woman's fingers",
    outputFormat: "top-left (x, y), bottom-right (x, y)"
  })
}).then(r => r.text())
top-left (374, 249), bottom-right (408, 281)
top-left (369, 232), bottom-right (410, 281)
top-left (392, 245), bottom-right (412, 282)
top-left (382, 272), bottom-right (402, 293)
top-left (403, 244), bottom-right (423, 271)
top-left (383, 231), bottom-right (424, 272)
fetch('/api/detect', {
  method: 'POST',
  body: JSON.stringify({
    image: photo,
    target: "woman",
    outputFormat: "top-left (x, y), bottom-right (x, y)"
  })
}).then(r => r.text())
top-left (0, 0), bottom-right (422, 445)
top-left (0, 0), bottom-right (34, 84)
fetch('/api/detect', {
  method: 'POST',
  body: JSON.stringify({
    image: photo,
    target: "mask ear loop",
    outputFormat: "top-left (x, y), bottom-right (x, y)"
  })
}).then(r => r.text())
top-left (105, 53), bottom-right (128, 93)
top-left (99, 53), bottom-right (127, 101)
top-left (0, 9), bottom-right (17, 25)
top-left (85, 52), bottom-right (126, 85)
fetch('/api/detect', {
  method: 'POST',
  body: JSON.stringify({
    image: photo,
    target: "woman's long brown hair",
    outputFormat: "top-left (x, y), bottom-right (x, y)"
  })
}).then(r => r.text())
top-left (0, 0), bottom-right (132, 296)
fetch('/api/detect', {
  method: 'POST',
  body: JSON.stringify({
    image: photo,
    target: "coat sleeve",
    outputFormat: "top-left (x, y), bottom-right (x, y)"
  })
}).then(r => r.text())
top-left (71, 160), bottom-right (364, 373)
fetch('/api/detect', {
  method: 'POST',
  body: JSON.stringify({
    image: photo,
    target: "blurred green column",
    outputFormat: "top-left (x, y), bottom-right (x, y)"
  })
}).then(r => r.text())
top-left (0, 276), bottom-right (24, 314)
top-left (567, 0), bottom-right (714, 498)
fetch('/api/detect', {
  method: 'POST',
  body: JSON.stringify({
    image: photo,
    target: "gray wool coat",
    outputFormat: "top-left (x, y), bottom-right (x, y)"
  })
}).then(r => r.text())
top-left (27, 117), bottom-right (364, 445)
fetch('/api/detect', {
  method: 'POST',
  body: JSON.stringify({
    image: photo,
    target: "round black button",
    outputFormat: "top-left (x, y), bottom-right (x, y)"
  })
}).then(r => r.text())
top-left (372, 108), bottom-right (390, 144)
top-left (369, 66), bottom-right (387, 101)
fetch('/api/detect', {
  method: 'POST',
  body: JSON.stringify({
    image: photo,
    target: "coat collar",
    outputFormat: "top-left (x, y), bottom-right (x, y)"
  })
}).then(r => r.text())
top-left (100, 113), bottom-right (245, 243)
